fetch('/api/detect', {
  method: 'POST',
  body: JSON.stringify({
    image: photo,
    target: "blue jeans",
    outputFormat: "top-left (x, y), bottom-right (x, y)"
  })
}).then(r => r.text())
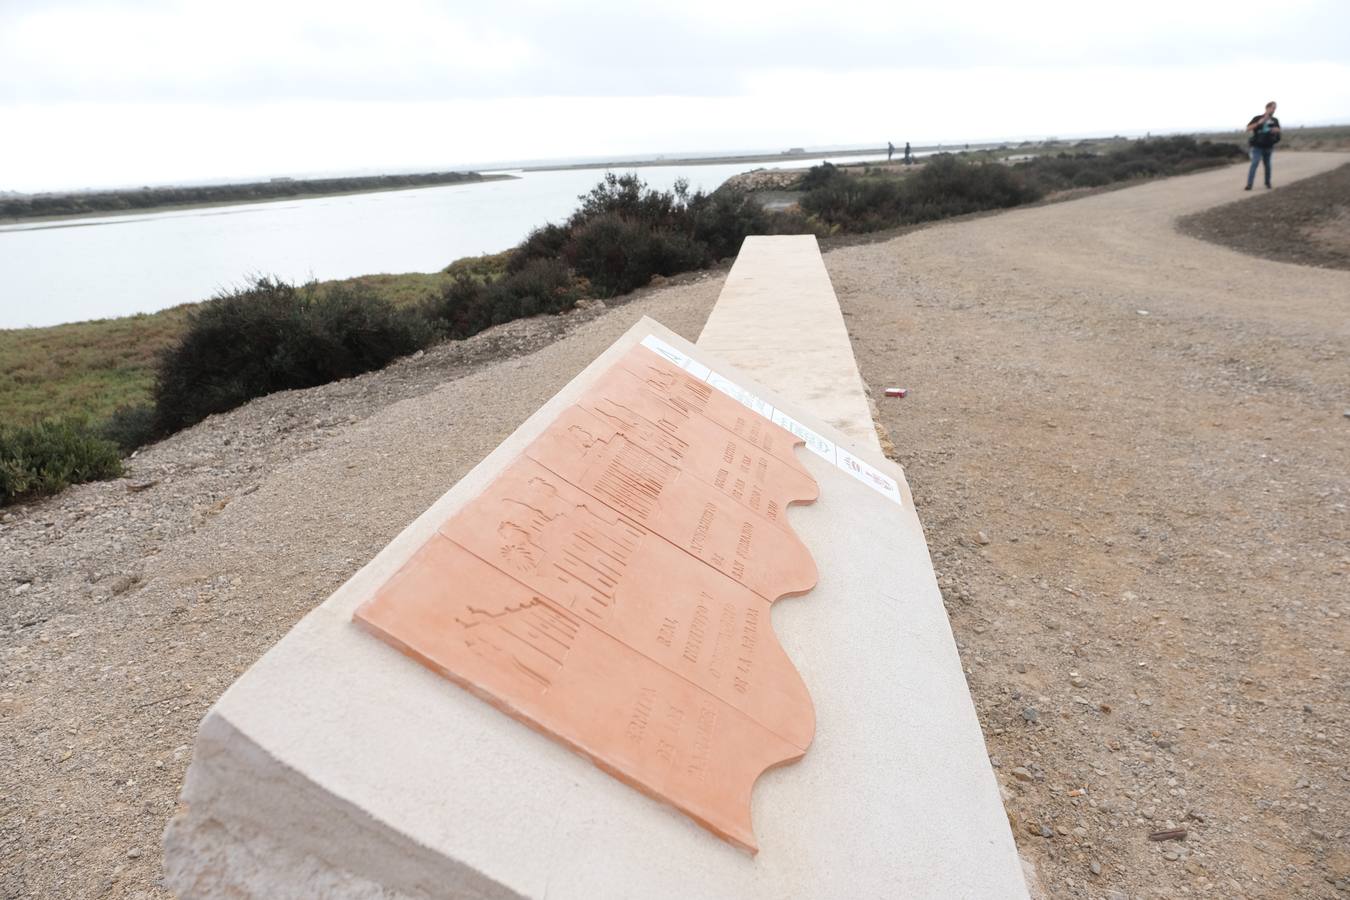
top-left (1247, 146), bottom-right (1273, 187)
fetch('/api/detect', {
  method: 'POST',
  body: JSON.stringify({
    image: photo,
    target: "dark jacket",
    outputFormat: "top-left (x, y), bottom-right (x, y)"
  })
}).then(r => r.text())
top-left (1248, 115), bottom-right (1281, 149)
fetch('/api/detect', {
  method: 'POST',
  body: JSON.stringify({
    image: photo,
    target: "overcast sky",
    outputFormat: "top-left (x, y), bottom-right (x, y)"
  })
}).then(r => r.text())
top-left (3, 0), bottom-right (1348, 192)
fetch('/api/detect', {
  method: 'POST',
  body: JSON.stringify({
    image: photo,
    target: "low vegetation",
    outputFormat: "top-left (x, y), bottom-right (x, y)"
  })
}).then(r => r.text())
top-left (1, 171), bottom-right (499, 220)
top-left (801, 155), bottom-right (1037, 231)
top-left (507, 173), bottom-right (809, 294)
top-left (0, 306), bottom-right (192, 427)
top-left (420, 174), bottom-right (812, 338)
top-left (0, 136), bottom-right (1252, 505)
top-left (1195, 123), bottom-right (1350, 153)
top-left (153, 277), bottom-right (431, 434)
top-left (0, 419), bottom-right (123, 506)
top-left (798, 136), bottom-right (1245, 232)
top-left (0, 273), bottom-right (456, 428)
top-left (1015, 135), bottom-right (1245, 192)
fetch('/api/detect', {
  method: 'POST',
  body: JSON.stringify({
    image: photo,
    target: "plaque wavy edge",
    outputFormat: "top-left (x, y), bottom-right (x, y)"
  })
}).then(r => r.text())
top-left (347, 326), bottom-right (829, 855)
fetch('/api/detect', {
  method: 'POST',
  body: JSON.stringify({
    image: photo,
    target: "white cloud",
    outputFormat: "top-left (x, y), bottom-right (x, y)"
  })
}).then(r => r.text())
top-left (1, 0), bottom-right (534, 101)
top-left (1, 0), bottom-right (1346, 190)
top-left (5, 0), bottom-right (1347, 102)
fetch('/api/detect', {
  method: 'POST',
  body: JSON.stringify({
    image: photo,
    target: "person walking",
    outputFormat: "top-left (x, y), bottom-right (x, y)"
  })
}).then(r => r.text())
top-left (1245, 101), bottom-right (1281, 190)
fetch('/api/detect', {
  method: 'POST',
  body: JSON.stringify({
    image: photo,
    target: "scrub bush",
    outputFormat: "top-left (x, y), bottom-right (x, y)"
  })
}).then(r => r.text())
top-left (799, 136), bottom-right (1244, 231)
top-left (903, 154), bottom-right (1039, 221)
top-left (153, 277), bottom-right (428, 432)
top-left (688, 187), bottom-right (777, 260)
top-left (797, 162), bottom-right (843, 191)
top-left (571, 173), bottom-right (690, 230)
top-left (508, 223), bottom-right (571, 274)
top-left (99, 403), bottom-right (160, 453)
top-left (799, 154), bottom-right (1033, 231)
top-left (563, 214), bottom-right (709, 296)
top-left (424, 258), bottom-right (585, 339)
top-left (1018, 137), bottom-right (1245, 193)
top-left (478, 258), bottom-right (587, 326)
top-left (0, 419), bottom-right (123, 506)
top-left (799, 175), bottom-right (905, 231)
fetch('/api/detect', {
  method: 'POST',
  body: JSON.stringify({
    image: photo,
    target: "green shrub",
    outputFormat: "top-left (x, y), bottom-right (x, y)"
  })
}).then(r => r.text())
top-left (422, 273), bottom-right (490, 339)
top-left (507, 224), bottom-right (571, 274)
top-left (795, 156), bottom-right (1052, 232)
top-left (508, 173), bottom-right (813, 299)
top-left (688, 187), bottom-right (776, 260)
top-left (443, 251), bottom-right (511, 281)
top-left (1017, 137), bottom-right (1245, 193)
top-left (99, 403), bottom-right (160, 453)
top-left (0, 420), bottom-right (123, 505)
top-left (506, 174), bottom-right (756, 295)
top-left (799, 137), bottom-right (1242, 231)
top-left (570, 173), bottom-right (690, 231)
top-left (153, 277), bottom-right (428, 432)
top-left (563, 213), bottom-right (709, 296)
top-left (423, 259), bottom-right (585, 339)
top-left (797, 162), bottom-right (843, 191)
top-left (273, 282), bottom-right (431, 382)
top-left (799, 176), bottom-right (905, 231)
top-left (481, 258), bottom-right (586, 325)
top-left (903, 154), bottom-right (1039, 221)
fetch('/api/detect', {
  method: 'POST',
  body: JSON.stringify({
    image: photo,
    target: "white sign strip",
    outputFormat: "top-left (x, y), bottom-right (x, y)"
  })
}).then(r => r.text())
top-left (639, 334), bottom-right (901, 505)
top-left (683, 359), bottom-right (712, 382)
top-left (770, 409), bottom-right (837, 464)
top-left (640, 337), bottom-right (692, 369)
top-left (836, 447), bottom-right (904, 505)
top-left (706, 371), bottom-right (776, 420)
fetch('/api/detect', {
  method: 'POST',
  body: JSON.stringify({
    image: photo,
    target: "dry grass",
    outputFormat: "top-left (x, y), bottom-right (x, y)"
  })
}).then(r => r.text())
top-left (1194, 123), bottom-right (1350, 152)
top-left (0, 265), bottom-right (501, 427)
top-left (0, 306), bottom-right (193, 425)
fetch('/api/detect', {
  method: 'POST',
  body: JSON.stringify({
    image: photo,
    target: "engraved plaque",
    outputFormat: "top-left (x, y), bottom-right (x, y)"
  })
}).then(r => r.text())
top-left (355, 345), bottom-right (819, 852)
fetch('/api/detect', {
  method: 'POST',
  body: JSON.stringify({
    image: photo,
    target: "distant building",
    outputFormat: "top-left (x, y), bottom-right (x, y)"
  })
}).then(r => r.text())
top-left (270, 177), bottom-right (295, 183)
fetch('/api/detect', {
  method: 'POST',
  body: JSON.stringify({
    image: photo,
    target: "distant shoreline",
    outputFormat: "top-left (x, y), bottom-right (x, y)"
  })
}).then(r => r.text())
top-left (0, 172), bottom-right (518, 227)
top-left (518, 144), bottom-right (996, 172)
top-left (0, 149), bottom-right (946, 228)
top-left (0, 141), bottom-right (1051, 227)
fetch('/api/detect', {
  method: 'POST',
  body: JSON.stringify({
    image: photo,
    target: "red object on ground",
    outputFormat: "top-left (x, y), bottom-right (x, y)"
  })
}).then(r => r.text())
top-left (884, 388), bottom-right (908, 398)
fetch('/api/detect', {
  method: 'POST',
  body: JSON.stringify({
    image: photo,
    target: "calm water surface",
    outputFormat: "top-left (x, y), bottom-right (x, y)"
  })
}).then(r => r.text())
top-left (0, 155), bottom-right (890, 329)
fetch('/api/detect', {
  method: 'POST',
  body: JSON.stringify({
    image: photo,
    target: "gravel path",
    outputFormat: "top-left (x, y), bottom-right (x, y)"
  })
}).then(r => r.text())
top-left (3, 153), bottom-right (1347, 899)
top-left (834, 151), bottom-right (1350, 899)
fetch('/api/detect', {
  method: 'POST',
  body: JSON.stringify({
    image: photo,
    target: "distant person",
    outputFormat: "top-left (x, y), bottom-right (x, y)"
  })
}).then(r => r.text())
top-left (904, 142), bottom-right (912, 165)
top-left (888, 141), bottom-right (895, 161)
top-left (1245, 100), bottom-right (1281, 190)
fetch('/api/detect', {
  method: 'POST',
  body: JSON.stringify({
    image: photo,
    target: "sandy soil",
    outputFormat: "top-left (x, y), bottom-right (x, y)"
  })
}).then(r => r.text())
top-left (2, 153), bottom-right (1347, 899)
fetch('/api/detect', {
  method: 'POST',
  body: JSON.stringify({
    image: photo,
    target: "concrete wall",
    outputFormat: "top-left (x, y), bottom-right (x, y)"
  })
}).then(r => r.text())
top-left (700, 235), bottom-right (881, 452)
top-left (164, 238), bottom-right (1027, 898)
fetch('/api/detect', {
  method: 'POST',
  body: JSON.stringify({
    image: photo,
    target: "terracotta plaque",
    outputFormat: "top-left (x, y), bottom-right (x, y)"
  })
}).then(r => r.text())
top-left (355, 345), bottom-right (819, 852)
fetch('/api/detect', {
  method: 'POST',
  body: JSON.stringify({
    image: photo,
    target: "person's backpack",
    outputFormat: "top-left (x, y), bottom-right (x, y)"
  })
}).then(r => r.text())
top-left (1250, 120), bottom-right (1280, 148)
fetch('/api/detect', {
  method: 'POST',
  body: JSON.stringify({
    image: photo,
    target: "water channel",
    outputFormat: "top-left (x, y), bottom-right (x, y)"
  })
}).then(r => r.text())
top-left (0, 153), bottom-right (893, 329)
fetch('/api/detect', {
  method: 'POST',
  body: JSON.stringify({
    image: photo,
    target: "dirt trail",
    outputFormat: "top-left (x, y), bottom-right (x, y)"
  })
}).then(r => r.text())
top-left (835, 151), bottom-right (1349, 899)
top-left (3, 154), bottom-right (1347, 899)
